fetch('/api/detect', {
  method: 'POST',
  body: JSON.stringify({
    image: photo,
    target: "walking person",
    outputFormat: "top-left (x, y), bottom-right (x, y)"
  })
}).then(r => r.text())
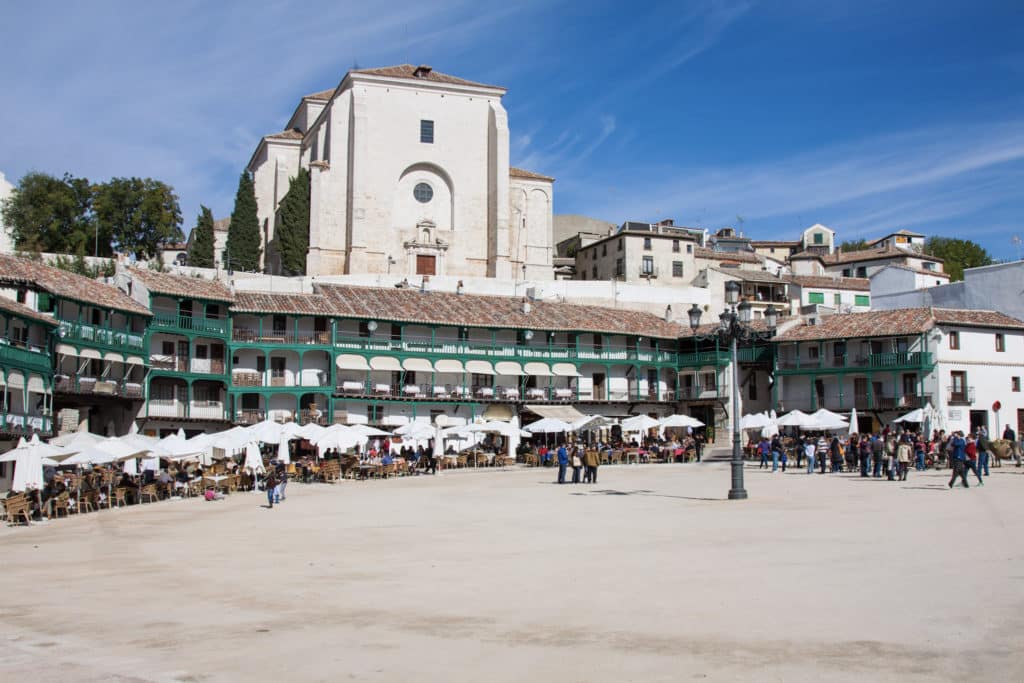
top-left (264, 470), bottom-right (278, 508)
top-left (817, 435), bottom-right (828, 474)
top-left (804, 437), bottom-right (816, 474)
top-left (583, 446), bottom-right (599, 484)
top-left (977, 429), bottom-right (991, 478)
top-left (884, 436), bottom-right (896, 481)
top-left (758, 437), bottom-right (770, 469)
top-left (275, 461), bottom-right (288, 502)
top-left (571, 445), bottom-right (583, 484)
top-left (947, 431), bottom-right (969, 489)
top-left (896, 437), bottom-right (912, 481)
top-left (871, 435), bottom-right (884, 478)
top-left (694, 434), bottom-right (704, 463)
top-left (556, 443), bottom-right (568, 484)
top-left (771, 435), bottom-right (783, 473)
top-left (964, 434), bottom-right (984, 486)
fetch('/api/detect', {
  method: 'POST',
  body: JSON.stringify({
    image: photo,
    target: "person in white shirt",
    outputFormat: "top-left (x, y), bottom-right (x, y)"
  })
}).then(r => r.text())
top-left (804, 438), bottom-right (817, 474)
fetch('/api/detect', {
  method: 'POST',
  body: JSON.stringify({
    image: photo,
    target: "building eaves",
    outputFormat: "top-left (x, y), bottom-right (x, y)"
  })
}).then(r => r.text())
top-left (0, 254), bottom-right (151, 317)
top-left (127, 268), bottom-right (234, 303)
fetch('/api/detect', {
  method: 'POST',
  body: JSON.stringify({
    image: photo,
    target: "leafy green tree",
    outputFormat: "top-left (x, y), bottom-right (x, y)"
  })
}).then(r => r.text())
top-left (92, 177), bottom-right (183, 260)
top-left (276, 168), bottom-right (311, 275)
top-left (1, 172), bottom-right (96, 255)
top-left (839, 239), bottom-right (870, 252)
top-left (924, 236), bottom-right (993, 281)
top-left (188, 205), bottom-right (216, 268)
top-left (225, 171), bottom-right (261, 272)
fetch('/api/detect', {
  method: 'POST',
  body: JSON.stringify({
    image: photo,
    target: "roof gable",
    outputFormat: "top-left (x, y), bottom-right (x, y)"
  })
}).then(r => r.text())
top-left (0, 254), bottom-right (151, 317)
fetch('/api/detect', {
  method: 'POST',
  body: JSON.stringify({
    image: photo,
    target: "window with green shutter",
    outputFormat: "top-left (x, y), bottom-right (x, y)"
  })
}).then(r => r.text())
top-left (808, 292), bottom-right (825, 304)
top-left (833, 293), bottom-right (841, 305)
top-left (855, 295), bottom-right (870, 306)
top-left (37, 292), bottom-right (52, 312)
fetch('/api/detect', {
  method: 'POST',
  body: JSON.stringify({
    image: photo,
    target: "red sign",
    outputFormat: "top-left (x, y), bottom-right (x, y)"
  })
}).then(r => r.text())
top-left (993, 401), bottom-right (1002, 411)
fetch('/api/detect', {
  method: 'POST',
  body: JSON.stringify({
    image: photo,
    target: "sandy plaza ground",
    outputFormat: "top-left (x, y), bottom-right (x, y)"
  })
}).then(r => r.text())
top-left (1, 460), bottom-right (1023, 682)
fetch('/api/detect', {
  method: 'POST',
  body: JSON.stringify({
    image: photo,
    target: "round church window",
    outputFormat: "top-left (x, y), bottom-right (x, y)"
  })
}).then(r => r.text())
top-left (413, 182), bottom-right (433, 203)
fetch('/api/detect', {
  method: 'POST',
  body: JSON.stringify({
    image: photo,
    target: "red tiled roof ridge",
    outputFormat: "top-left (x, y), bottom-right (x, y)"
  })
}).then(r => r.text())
top-left (351, 64), bottom-right (503, 90)
top-left (127, 268), bottom-right (234, 302)
top-left (510, 167), bottom-right (555, 182)
top-left (0, 253), bottom-right (151, 317)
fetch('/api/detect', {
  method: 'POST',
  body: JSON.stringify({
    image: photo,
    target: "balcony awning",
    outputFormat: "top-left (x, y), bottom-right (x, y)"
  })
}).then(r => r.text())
top-left (495, 361), bottom-right (525, 376)
top-left (525, 404), bottom-right (587, 421)
top-left (434, 359), bottom-right (464, 373)
top-left (104, 352), bottom-right (124, 364)
top-left (79, 348), bottom-right (102, 360)
top-left (552, 362), bottom-right (582, 377)
top-left (524, 362), bottom-right (553, 377)
top-left (56, 344), bottom-right (77, 357)
top-left (402, 358), bottom-right (434, 373)
top-left (369, 356), bottom-right (402, 372)
top-left (465, 360), bottom-right (495, 375)
top-left (27, 375), bottom-right (46, 394)
top-left (482, 404), bottom-right (514, 420)
top-left (126, 355), bottom-right (145, 366)
top-left (7, 372), bottom-right (25, 389)
top-left (336, 354), bottom-right (370, 371)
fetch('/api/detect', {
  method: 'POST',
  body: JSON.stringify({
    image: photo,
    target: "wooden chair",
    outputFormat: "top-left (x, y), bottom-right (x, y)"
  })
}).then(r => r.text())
top-left (139, 484), bottom-right (159, 504)
top-left (456, 454), bottom-right (468, 469)
top-left (52, 492), bottom-right (71, 518)
top-left (112, 487), bottom-right (129, 507)
top-left (187, 478), bottom-right (204, 497)
top-left (3, 494), bottom-right (32, 525)
top-left (78, 491), bottom-right (97, 514)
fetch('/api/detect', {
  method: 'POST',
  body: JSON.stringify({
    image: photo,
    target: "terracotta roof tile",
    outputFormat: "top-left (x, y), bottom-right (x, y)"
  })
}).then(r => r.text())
top-left (788, 275), bottom-right (871, 291)
top-left (265, 129), bottom-right (304, 141)
top-left (932, 308), bottom-right (1024, 330)
top-left (0, 254), bottom-right (151, 317)
top-left (304, 88), bottom-right (336, 101)
top-left (314, 284), bottom-right (685, 339)
top-left (128, 268), bottom-right (234, 302)
top-left (0, 295), bottom-right (59, 327)
top-left (231, 292), bottom-right (334, 316)
top-left (510, 167), bottom-right (555, 182)
top-left (774, 308), bottom-right (936, 342)
top-left (695, 248), bottom-right (763, 264)
top-left (351, 64), bottom-right (502, 90)
top-left (213, 218), bottom-right (230, 232)
top-left (711, 267), bottom-right (788, 284)
top-left (805, 245), bottom-right (943, 266)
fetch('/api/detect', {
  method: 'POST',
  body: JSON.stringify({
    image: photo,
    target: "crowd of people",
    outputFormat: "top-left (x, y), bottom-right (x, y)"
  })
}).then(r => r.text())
top-left (751, 423), bottom-right (1020, 487)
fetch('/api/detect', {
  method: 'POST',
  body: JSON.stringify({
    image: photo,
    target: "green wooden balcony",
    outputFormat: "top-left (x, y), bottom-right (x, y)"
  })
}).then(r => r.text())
top-left (0, 342), bottom-right (53, 374)
top-left (151, 311), bottom-right (230, 337)
top-left (57, 320), bottom-right (145, 353)
top-left (776, 351), bottom-right (934, 375)
top-left (677, 351), bottom-right (731, 368)
top-left (331, 335), bottom-right (679, 365)
top-left (0, 411), bottom-right (52, 436)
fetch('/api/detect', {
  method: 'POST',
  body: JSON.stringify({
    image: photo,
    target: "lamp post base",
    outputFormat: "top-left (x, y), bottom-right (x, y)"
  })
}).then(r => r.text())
top-left (728, 487), bottom-right (749, 500)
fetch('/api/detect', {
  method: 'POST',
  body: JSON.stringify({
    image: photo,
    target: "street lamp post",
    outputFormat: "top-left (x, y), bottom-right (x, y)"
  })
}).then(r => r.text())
top-left (688, 282), bottom-right (777, 500)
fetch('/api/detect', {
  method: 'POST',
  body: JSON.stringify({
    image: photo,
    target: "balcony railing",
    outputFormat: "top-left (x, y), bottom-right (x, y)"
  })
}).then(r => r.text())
top-left (236, 409), bottom-right (265, 425)
top-left (58, 320), bottom-right (145, 352)
top-left (1, 412), bottom-right (52, 436)
top-left (334, 381), bottom-right (577, 402)
top-left (677, 351), bottom-right (731, 367)
top-left (230, 370), bottom-right (331, 389)
top-left (54, 375), bottom-right (143, 399)
top-left (333, 335), bottom-right (679, 365)
top-left (948, 386), bottom-right (975, 406)
top-left (190, 358), bottom-right (226, 375)
top-left (232, 328), bottom-right (331, 345)
top-left (146, 401), bottom-right (226, 420)
top-left (777, 351), bottom-right (933, 372)
top-left (677, 384), bottom-right (730, 401)
top-left (151, 311), bottom-right (229, 337)
top-left (0, 341), bottom-right (52, 374)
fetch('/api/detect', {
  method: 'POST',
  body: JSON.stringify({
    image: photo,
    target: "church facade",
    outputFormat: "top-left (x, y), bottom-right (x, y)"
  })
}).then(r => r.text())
top-left (247, 65), bottom-right (554, 280)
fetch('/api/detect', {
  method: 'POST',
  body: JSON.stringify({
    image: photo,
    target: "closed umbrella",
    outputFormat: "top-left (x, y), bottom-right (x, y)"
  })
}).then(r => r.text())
top-left (848, 408), bottom-right (859, 436)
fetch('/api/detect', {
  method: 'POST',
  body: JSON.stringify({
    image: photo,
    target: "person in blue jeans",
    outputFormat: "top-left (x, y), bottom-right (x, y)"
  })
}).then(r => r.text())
top-left (758, 437), bottom-right (770, 469)
top-left (556, 444), bottom-right (568, 484)
top-left (770, 435), bottom-right (782, 472)
top-left (947, 432), bottom-right (969, 489)
top-left (264, 471), bottom-right (278, 507)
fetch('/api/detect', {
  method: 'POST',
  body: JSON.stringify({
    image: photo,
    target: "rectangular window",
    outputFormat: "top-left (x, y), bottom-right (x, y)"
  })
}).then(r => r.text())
top-left (808, 292), bottom-right (825, 304)
top-left (592, 249), bottom-right (597, 260)
top-left (808, 345), bottom-right (820, 360)
top-left (996, 333), bottom-right (1005, 352)
top-left (591, 265), bottom-right (597, 278)
top-left (813, 233), bottom-right (823, 244)
top-left (1013, 377), bottom-right (1021, 392)
top-left (206, 304), bottom-right (220, 319)
top-left (641, 256), bottom-right (654, 275)
top-left (256, 356), bottom-right (266, 373)
top-left (672, 261), bottom-right (683, 277)
top-left (420, 119), bottom-right (434, 144)
top-left (747, 373), bottom-right (757, 401)
top-left (856, 267), bottom-right (868, 278)
top-left (472, 373), bottom-right (493, 388)
top-left (195, 344), bottom-right (208, 359)
top-left (272, 315), bottom-right (286, 334)
top-left (686, 244), bottom-right (693, 254)
top-left (833, 293), bottom-right (841, 305)
top-left (854, 295), bottom-right (870, 306)
top-left (162, 341), bottom-right (174, 356)
top-left (842, 269), bottom-right (852, 277)
top-left (16, 289), bottom-right (26, 304)
top-left (367, 405), bottom-right (383, 422)
top-left (833, 341), bottom-right (846, 360)
top-left (615, 258), bottom-right (624, 277)
top-left (643, 237), bottom-right (652, 250)
top-left (593, 334), bottom-right (603, 354)
top-left (949, 331), bottom-right (960, 350)
top-left (672, 240), bottom-right (680, 253)
top-left (923, 262), bottom-right (936, 271)
top-left (617, 239), bottom-right (623, 252)
top-left (602, 243), bottom-right (607, 256)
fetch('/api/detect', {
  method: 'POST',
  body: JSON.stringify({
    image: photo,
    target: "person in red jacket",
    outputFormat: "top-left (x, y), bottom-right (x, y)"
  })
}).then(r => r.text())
top-left (964, 434), bottom-right (984, 486)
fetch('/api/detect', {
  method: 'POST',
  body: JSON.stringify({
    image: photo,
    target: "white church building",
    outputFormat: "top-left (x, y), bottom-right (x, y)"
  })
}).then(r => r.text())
top-left (247, 64), bottom-right (555, 280)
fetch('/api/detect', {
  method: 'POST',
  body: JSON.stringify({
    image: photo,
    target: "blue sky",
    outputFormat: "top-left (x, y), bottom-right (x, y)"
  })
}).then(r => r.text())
top-left (2, 0), bottom-right (1022, 254)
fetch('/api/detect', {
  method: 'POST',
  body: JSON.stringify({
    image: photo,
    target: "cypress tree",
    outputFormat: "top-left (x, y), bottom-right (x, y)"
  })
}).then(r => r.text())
top-left (276, 168), bottom-right (311, 275)
top-left (188, 205), bottom-right (216, 268)
top-left (225, 171), bottom-right (261, 272)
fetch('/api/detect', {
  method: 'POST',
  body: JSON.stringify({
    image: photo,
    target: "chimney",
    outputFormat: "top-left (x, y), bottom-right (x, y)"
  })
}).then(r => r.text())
top-left (664, 304), bottom-right (672, 322)
top-left (413, 64), bottom-right (433, 78)
top-left (521, 298), bottom-right (531, 315)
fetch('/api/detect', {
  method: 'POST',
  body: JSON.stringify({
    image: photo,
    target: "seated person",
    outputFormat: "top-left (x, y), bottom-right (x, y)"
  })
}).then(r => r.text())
top-left (446, 444), bottom-right (457, 455)
top-left (382, 452), bottom-right (394, 465)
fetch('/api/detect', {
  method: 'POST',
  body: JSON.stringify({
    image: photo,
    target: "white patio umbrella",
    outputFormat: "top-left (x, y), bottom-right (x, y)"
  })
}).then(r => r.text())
top-left (572, 414), bottom-right (614, 432)
top-left (740, 412), bottom-right (771, 430)
top-left (249, 419), bottom-right (284, 444)
top-left (775, 410), bottom-right (814, 428)
top-left (11, 443), bottom-right (45, 492)
top-left (506, 415), bottom-right (521, 460)
top-left (810, 408), bottom-right (849, 426)
top-left (296, 422), bottom-right (326, 441)
top-left (463, 420), bottom-right (530, 438)
top-left (242, 441), bottom-right (265, 474)
top-left (848, 408), bottom-right (859, 436)
top-left (659, 414), bottom-right (705, 429)
top-left (312, 428), bottom-right (364, 458)
top-left (350, 424), bottom-right (392, 437)
top-left (524, 417), bottom-right (574, 434)
top-left (892, 407), bottom-right (925, 424)
top-left (1, 434), bottom-right (77, 463)
top-left (48, 431), bottom-right (107, 448)
top-left (396, 421), bottom-right (437, 442)
top-left (620, 415), bottom-right (660, 432)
